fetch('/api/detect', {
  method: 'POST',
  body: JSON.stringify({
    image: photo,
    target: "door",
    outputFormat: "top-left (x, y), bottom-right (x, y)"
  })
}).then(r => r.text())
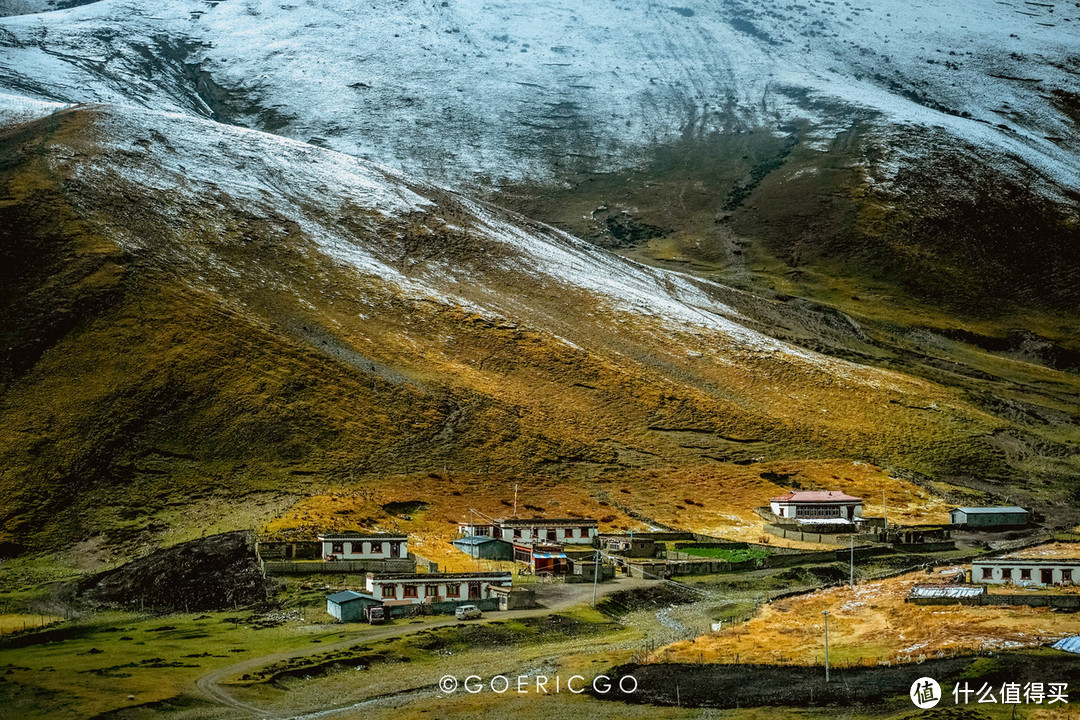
top-left (390, 542), bottom-right (401, 558)
top-left (1042, 569), bottom-right (1054, 585)
top-left (468, 581), bottom-right (481, 600)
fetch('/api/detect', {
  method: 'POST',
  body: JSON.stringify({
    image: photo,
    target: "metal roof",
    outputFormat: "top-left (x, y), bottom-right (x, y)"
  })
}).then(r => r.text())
top-left (908, 585), bottom-right (985, 599)
top-left (326, 590), bottom-right (380, 604)
top-left (453, 536), bottom-right (503, 546)
top-left (534, 552), bottom-right (569, 559)
top-left (318, 532), bottom-right (408, 540)
top-left (951, 507), bottom-right (1028, 514)
top-left (1052, 637), bottom-right (1080, 654)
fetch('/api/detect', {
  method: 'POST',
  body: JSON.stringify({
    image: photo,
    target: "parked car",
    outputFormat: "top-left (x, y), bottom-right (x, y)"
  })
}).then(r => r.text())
top-left (366, 606), bottom-right (386, 625)
top-left (455, 604), bottom-right (482, 620)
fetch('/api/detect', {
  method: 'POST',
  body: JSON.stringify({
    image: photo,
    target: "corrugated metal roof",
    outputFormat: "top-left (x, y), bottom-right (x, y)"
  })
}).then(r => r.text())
top-left (1052, 637), bottom-right (1080, 654)
top-left (952, 507), bottom-right (1028, 514)
top-left (326, 590), bottom-right (380, 604)
top-left (453, 536), bottom-right (501, 546)
top-left (534, 552), bottom-right (569, 559)
top-left (909, 585), bottom-right (985, 599)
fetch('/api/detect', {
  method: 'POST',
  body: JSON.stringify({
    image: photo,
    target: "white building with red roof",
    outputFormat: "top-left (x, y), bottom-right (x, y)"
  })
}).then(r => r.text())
top-left (769, 490), bottom-right (863, 524)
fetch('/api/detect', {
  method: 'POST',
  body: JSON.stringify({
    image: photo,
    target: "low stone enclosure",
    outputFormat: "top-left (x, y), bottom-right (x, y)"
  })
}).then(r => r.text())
top-left (908, 592), bottom-right (1080, 609)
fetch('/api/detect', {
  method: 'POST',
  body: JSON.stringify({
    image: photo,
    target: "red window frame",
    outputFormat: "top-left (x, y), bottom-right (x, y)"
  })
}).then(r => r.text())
top-left (446, 583), bottom-right (461, 597)
top-left (403, 585), bottom-right (418, 599)
top-left (331, 541), bottom-right (344, 554)
top-left (370, 541), bottom-right (383, 554)
top-left (381, 585), bottom-right (396, 599)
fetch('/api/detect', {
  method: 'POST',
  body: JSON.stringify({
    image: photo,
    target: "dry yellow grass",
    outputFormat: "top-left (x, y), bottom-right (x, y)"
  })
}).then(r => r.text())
top-left (660, 571), bottom-right (1080, 666)
top-left (0, 613), bottom-right (61, 634)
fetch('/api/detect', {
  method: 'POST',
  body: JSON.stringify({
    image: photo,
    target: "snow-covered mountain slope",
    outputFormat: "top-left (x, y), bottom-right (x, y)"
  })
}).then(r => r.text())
top-left (2, 100), bottom-right (1019, 549)
top-left (0, 0), bottom-right (1077, 190)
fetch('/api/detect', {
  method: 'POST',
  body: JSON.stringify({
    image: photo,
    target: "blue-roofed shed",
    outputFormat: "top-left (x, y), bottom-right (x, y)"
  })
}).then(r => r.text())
top-left (326, 590), bottom-right (382, 622)
top-left (1053, 637), bottom-right (1080, 654)
top-left (452, 536), bottom-right (513, 560)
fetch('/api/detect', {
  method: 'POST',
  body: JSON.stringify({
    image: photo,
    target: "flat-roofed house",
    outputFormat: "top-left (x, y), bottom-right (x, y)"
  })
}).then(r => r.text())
top-left (494, 518), bottom-right (598, 545)
top-left (770, 491), bottom-right (863, 523)
top-left (972, 542), bottom-right (1080, 587)
top-left (366, 571), bottom-right (512, 605)
top-left (319, 532), bottom-right (408, 561)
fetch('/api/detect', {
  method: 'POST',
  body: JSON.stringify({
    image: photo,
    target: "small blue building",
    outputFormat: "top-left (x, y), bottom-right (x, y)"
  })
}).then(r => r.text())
top-left (452, 535), bottom-right (513, 560)
top-left (326, 590), bottom-right (382, 622)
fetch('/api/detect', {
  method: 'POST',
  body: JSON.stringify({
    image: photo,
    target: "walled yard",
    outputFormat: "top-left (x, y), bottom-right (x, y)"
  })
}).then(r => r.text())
top-left (659, 570), bottom-right (1080, 667)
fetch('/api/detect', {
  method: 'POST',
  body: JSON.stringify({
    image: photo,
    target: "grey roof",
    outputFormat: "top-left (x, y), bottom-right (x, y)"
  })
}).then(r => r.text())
top-left (453, 535), bottom-right (505, 546)
top-left (951, 507), bottom-right (1028, 514)
top-left (326, 590), bottom-right (380, 604)
top-left (909, 585), bottom-right (985, 599)
top-left (318, 532), bottom-right (408, 540)
top-left (369, 571), bottom-right (512, 581)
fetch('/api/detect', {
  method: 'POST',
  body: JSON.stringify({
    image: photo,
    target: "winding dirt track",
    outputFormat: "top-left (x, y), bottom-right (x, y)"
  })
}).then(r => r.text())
top-left (195, 578), bottom-right (655, 718)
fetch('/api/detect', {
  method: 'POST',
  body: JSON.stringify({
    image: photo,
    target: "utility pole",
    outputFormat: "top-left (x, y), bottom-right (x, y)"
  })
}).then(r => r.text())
top-left (883, 489), bottom-right (888, 532)
top-left (850, 531), bottom-right (855, 587)
top-left (592, 550), bottom-right (600, 606)
top-left (822, 610), bottom-right (830, 683)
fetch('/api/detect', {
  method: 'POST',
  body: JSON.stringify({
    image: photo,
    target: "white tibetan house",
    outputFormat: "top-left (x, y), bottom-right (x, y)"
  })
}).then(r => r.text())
top-left (770, 490), bottom-right (863, 523)
top-left (318, 532), bottom-right (408, 561)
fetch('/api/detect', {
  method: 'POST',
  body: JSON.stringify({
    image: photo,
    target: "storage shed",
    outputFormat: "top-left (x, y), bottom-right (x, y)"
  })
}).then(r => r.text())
top-left (950, 506), bottom-right (1029, 528)
top-left (326, 590), bottom-right (382, 622)
top-left (452, 535), bottom-right (513, 560)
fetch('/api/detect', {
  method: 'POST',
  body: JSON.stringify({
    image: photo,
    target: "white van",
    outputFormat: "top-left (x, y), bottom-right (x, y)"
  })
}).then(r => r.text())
top-left (455, 604), bottom-right (482, 620)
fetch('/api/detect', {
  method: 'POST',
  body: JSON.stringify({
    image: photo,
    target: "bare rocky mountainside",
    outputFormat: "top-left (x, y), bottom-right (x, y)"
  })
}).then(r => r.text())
top-left (0, 0), bottom-right (1077, 560)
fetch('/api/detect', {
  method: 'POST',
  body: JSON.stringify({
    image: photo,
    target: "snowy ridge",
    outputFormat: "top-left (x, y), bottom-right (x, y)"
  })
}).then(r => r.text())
top-left (0, 0), bottom-right (1077, 190)
top-left (33, 100), bottom-right (892, 374)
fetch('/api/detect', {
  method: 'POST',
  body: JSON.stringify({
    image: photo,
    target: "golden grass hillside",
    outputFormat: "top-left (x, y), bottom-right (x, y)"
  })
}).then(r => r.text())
top-left (660, 571), bottom-right (1080, 666)
top-left (0, 104), bottom-right (1053, 565)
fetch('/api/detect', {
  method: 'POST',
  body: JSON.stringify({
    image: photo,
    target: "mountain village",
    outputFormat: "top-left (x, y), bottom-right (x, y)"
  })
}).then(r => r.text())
top-left (245, 488), bottom-right (1080, 633)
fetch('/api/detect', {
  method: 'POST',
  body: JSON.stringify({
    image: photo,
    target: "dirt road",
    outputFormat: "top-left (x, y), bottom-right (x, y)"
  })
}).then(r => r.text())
top-left (195, 577), bottom-right (655, 717)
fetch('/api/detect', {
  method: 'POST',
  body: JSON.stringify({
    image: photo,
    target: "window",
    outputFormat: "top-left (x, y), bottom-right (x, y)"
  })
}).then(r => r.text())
top-left (563, 528), bottom-right (571, 538)
top-left (381, 585), bottom-right (396, 599)
top-left (370, 541), bottom-right (383, 554)
top-left (331, 541), bottom-right (344, 554)
top-left (513, 528), bottom-right (522, 539)
top-left (390, 541), bottom-right (401, 558)
top-left (982, 567), bottom-right (993, 580)
top-left (1020, 569), bottom-right (1032, 580)
top-left (795, 505), bottom-right (841, 518)
top-left (403, 585), bottom-right (418, 599)
top-left (580, 528), bottom-right (589, 537)
top-left (425, 585), bottom-right (437, 597)
top-left (1000, 568), bottom-right (1012, 581)
top-left (547, 529), bottom-right (557, 541)
top-left (446, 583), bottom-right (461, 597)
top-left (1063, 569), bottom-right (1073, 583)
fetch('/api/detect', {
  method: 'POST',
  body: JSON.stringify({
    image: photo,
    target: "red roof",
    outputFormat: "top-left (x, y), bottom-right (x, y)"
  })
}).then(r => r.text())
top-left (769, 490), bottom-right (862, 503)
